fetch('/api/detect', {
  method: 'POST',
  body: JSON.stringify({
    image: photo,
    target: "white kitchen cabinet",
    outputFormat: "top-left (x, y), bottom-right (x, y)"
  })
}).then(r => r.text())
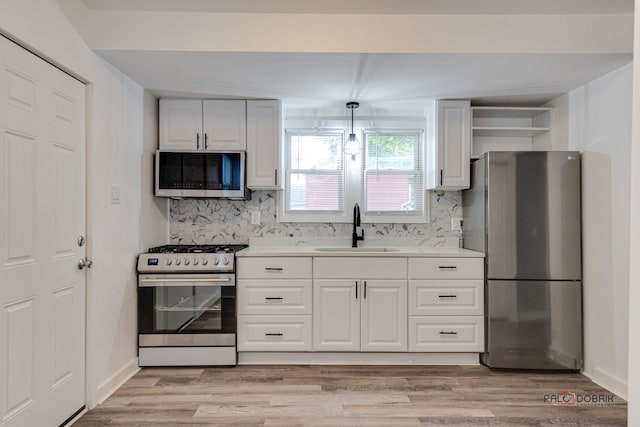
top-left (409, 316), bottom-right (484, 352)
top-left (246, 100), bottom-right (283, 189)
top-left (237, 315), bottom-right (312, 351)
top-left (159, 99), bottom-right (203, 150)
top-left (360, 280), bottom-right (407, 352)
top-left (426, 100), bottom-right (472, 190)
top-left (313, 258), bottom-right (408, 352)
top-left (202, 100), bottom-right (247, 150)
top-left (159, 99), bottom-right (246, 151)
top-left (408, 257), bottom-right (484, 352)
top-left (313, 280), bottom-right (361, 351)
top-left (471, 106), bottom-right (552, 158)
top-left (237, 257), bottom-right (312, 351)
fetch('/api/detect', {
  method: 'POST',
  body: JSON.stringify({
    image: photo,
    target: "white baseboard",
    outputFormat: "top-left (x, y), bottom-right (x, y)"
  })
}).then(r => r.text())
top-left (95, 357), bottom-right (140, 405)
top-left (582, 366), bottom-right (628, 400)
top-left (239, 352), bottom-right (480, 365)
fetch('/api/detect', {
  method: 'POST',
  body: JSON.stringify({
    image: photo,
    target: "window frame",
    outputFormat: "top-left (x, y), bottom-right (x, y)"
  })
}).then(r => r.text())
top-left (278, 126), bottom-right (429, 224)
top-left (361, 129), bottom-right (428, 224)
top-left (278, 128), bottom-right (351, 223)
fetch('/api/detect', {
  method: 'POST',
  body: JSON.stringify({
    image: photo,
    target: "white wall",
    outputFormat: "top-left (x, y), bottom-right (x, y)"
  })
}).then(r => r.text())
top-left (567, 64), bottom-right (632, 399)
top-left (82, 11), bottom-right (632, 54)
top-left (0, 0), bottom-right (163, 408)
top-left (625, 2), bottom-right (640, 424)
top-left (140, 90), bottom-right (168, 250)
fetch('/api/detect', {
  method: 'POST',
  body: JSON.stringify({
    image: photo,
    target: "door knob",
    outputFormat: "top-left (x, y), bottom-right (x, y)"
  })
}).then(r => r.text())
top-left (78, 258), bottom-right (93, 270)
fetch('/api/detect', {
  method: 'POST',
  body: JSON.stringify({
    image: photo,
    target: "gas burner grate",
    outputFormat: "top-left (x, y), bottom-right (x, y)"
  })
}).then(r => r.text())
top-left (146, 244), bottom-right (248, 254)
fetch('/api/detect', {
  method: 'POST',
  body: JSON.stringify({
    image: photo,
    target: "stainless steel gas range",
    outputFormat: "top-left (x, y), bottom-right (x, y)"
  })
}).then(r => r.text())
top-left (136, 244), bottom-right (247, 367)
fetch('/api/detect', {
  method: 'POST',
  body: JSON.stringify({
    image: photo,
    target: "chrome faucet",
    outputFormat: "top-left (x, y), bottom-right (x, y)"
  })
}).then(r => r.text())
top-left (352, 202), bottom-right (365, 248)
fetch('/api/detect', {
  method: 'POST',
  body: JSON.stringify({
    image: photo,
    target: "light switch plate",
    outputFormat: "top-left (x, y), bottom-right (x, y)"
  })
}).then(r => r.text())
top-left (110, 185), bottom-right (121, 204)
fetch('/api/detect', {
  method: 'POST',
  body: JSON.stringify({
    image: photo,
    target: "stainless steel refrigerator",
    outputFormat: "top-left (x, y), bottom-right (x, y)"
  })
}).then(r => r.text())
top-left (463, 151), bottom-right (583, 370)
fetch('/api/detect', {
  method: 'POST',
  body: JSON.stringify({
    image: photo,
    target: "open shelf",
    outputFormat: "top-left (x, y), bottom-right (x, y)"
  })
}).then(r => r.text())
top-left (471, 106), bottom-right (553, 157)
top-left (472, 127), bottom-right (550, 137)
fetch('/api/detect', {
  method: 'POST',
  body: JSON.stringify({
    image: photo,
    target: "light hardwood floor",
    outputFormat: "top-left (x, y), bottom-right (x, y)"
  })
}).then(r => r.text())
top-left (73, 365), bottom-right (627, 426)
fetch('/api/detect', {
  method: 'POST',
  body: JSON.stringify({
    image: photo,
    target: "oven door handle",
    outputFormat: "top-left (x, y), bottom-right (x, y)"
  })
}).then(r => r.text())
top-left (139, 278), bottom-right (234, 287)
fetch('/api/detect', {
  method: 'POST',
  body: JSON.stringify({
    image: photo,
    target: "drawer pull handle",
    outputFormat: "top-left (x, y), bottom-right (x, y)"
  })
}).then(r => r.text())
top-left (265, 333), bottom-right (283, 337)
top-left (265, 297), bottom-right (283, 301)
top-left (438, 295), bottom-right (458, 299)
top-left (439, 331), bottom-right (458, 335)
top-left (265, 267), bottom-right (284, 272)
top-left (439, 266), bottom-right (458, 270)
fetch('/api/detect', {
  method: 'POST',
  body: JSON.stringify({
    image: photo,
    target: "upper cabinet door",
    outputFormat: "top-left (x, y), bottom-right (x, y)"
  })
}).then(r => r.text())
top-left (246, 100), bottom-right (283, 189)
top-left (425, 100), bottom-right (471, 190)
top-left (159, 99), bottom-right (203, 150)
top-left (202, 100), bottom-right (247, 151)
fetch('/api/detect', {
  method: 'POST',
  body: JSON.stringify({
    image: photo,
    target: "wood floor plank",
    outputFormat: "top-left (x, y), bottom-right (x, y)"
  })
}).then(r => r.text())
top-left (73, 365), bottom-right (627, 426)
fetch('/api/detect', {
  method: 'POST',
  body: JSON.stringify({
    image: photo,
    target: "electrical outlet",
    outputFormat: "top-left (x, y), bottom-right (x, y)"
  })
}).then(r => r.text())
top-left (251, 211), bottom-right (261, 225)
top-left (451, 217), bottom-right (463, 231)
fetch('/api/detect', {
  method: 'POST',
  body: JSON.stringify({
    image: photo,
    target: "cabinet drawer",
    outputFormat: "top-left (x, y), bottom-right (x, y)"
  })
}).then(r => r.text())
top-left (409, 280), bottom-right (483, 316)
top-left (237, 280), bottom-right (312, 315)
top-left (237, 257), bottom-right (312, 279)
top-left (409, 316), bottom-right (484, 352)
top-left (237, 315), bottom-right (312, 351)
top-left (408, 258), bottom-right (483, 279)
top-left (314, 257), bottom-right (407, 279)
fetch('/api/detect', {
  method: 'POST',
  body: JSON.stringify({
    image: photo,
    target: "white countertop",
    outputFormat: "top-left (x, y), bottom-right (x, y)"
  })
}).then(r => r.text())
top-left (237, 240), bottom-right (484, 258)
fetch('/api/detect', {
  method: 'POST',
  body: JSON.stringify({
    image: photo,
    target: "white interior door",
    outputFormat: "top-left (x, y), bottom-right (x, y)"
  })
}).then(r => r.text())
top-left (0, 36), bottom-right (86, 427)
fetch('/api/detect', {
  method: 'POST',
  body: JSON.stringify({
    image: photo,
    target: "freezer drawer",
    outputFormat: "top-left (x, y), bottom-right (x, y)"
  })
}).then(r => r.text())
top-left (484, 280), bottom-right (582, 370)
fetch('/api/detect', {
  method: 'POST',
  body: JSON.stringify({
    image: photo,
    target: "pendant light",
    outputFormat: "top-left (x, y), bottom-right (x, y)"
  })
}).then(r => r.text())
top-left (345, 101), bottom-right (360, 159)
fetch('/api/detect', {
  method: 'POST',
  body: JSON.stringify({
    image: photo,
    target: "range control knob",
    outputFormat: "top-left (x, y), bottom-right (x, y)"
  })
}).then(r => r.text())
top-left (184, 258), bottom-right (190, 265)
top-left (202, 258), bottom-right (209, 265)
top-left (166, 259), bottom-right (172, 265)
top-left (213, 258), bottom-right (220, 265)
top-left (222, 257), bottom-right (230, 265)
top-left (193, 259), bottom-right (199, 265)
top-left (175, 259), bottom-right (181, 265)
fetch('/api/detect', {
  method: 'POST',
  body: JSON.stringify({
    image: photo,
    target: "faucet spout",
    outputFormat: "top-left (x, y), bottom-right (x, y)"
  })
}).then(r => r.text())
top-left (352, 203), bottom-right (365, 248)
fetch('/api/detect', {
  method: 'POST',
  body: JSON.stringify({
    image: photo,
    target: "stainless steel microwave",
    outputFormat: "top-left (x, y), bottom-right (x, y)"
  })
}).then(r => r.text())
top-left (155, 150), bottom-right (248, 199)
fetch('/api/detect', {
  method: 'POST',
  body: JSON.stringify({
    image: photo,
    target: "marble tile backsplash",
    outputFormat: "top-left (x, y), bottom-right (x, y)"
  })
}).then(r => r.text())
top-left (170, 191), bottom-right (462, 245)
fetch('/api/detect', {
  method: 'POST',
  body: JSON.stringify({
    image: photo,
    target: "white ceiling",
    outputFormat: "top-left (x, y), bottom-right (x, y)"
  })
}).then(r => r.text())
top-left (81, 0), bottom-right (633, 15)
top-left (74, 0), bottom-right (633, 107)
top-left (97, 51), bottom-right (631, 107)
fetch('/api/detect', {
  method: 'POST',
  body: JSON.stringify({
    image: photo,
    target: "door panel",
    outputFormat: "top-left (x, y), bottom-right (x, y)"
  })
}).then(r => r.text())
top-left (0, 35), bottom-right (86, 426)
top-left (3, 131), bottom-right (36, 266)
top-left (361, 280), bottom-right (407, 352)
top-left (159, 99), bottom-right (202, 150)
top-left (313, 280), bottom-right (360, 351)
top-left (2, 298), bottom-right (35, 422)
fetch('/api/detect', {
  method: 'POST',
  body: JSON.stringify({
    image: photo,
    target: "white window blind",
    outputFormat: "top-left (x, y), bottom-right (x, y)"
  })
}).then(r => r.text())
top-left (363, 130), bottom-right (424, 216)
top-left (284, 130), bottom-right (344, 213)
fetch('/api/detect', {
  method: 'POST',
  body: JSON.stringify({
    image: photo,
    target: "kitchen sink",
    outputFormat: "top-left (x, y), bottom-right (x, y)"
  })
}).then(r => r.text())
top-left (314, 247), bottom-right (400, 252)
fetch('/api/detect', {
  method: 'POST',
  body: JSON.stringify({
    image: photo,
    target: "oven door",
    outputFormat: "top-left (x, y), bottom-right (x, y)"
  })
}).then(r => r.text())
top-left (138, 273), bottom-right (236, 347)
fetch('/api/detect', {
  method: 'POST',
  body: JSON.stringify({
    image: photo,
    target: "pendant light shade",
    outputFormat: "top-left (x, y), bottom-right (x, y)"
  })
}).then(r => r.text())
top-left (345, 101), bottom-right (360, 158)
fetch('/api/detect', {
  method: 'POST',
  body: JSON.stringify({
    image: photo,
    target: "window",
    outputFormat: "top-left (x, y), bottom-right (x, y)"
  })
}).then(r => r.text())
top-left (363, 130), bottom-right (424, 217)
top-left (280, 126), bottom-right (427, 224)
top-left (283, 130), bottom-right (344, 217)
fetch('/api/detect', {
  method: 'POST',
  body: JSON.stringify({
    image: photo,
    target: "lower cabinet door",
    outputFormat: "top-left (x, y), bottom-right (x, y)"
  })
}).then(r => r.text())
top-left (409, 316), bottom-right (484, 352)
top-left (237, 315), bottom-right (312, 351)
top-left (361, 280), bottom-right (407, 352)
top-left (313, 280), bottom-right (360, 351)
